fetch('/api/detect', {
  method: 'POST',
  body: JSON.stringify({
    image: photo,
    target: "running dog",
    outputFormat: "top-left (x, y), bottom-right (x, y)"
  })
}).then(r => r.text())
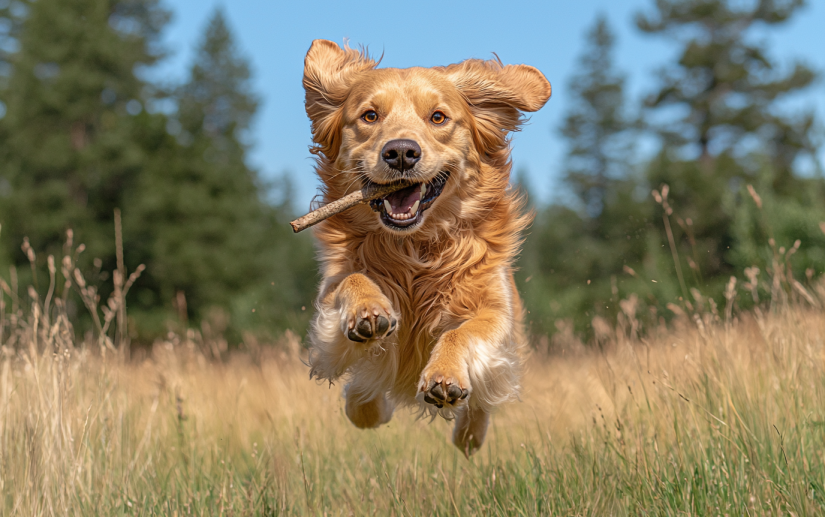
top-left (303, 40), bottom-right (551, 456)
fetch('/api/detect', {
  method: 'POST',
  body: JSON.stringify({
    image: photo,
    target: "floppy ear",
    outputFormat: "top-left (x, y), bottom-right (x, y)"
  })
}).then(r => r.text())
top-left (443, 59), bottom-right (551, 161)
top-left (495, 64), bottom-right (552, 112)
top-left (303, 39), bottom-right (377, 160)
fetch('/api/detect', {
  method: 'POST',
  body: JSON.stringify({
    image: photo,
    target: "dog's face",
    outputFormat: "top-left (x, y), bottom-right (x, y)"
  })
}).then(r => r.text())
top-left (303, 40), bottom-right (551, 234)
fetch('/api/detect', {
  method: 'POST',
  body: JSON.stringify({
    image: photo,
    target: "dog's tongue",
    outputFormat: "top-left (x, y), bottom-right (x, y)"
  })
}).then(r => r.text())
top-left (386, 184), bottom-right (421, 213)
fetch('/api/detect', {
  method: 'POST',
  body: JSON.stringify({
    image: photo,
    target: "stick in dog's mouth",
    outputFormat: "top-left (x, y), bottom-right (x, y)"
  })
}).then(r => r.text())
top-left (368, 171), bottom-right (450, 230)
top-left (289, 172), bottom-right (450, 233)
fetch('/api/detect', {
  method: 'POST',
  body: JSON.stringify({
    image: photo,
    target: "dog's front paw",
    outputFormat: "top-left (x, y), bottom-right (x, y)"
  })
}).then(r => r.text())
top-left (417, 364), bottom-right (470, 409)
top-left (341, 296), bottom-right (398, 343)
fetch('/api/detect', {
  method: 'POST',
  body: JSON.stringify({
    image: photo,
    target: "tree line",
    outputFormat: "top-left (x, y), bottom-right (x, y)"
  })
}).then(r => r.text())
top-left (0, 0), bottom-right (316, 341)
top-left (518, 0), bottom-right (824, 341)
top-left (0, 0), bottom-right (822, 345)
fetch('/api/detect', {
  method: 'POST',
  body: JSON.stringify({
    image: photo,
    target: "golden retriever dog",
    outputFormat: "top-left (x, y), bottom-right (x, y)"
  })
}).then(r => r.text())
top-left (303, 40), bottom-right (551, 456)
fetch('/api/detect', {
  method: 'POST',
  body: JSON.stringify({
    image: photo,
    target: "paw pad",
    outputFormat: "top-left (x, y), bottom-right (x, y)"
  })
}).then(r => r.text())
top-left (420, 377), bottom-right (469, 408)
top-left (347, 312), bottom-right (397, 342)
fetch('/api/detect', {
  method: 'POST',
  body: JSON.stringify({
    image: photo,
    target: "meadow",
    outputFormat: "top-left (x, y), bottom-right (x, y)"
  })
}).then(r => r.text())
top-left (3, 259), bottom-right (825, 516)
top-left (1, 0), bottom-right (824, 514)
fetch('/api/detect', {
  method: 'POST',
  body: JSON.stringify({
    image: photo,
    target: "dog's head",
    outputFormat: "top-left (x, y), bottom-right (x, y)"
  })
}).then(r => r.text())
top-left (303, 40), bottom-right (551, 235)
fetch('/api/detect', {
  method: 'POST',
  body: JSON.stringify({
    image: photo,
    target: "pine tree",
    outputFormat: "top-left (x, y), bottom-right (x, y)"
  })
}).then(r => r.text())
top-left (636, 0), bottom-right (818, 181)
top-left (636, 0), bottom-right (821, 287)
top-left (0, 2), bottom-right (315, 338)
top-left (519, 15), bottom-right (654, 338)
top-left (560, 15), bottom-right (634, 220)
top-left (0, 2), bottom-right (27, 268)
top-left (176, 9), bottom-right (257, 153)
top-left (0, 0), bottom-right (169, 265)
top-left (0, 1), bottom-right (27, 88)
top-left (124, 8), bottom-right (316, 335)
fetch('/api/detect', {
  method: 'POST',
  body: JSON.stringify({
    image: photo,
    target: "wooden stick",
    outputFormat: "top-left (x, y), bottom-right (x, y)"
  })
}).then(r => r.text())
top-left (290, 180), bottom-right (417, 233)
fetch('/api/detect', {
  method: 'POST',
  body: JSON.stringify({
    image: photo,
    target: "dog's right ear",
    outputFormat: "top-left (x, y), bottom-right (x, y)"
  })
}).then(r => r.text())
top-left (303, 39), bottom-right (376, 160)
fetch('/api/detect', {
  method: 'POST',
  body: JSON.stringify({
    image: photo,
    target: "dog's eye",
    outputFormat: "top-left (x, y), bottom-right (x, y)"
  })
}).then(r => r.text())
top-left (362, 110), bottom-right (379, 123)
top-left (430, 111), bottom-right (447, 125)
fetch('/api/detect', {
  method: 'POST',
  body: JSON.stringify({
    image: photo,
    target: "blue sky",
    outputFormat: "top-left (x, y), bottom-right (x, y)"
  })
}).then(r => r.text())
top-left (159, 0), bottom-right (825, 207)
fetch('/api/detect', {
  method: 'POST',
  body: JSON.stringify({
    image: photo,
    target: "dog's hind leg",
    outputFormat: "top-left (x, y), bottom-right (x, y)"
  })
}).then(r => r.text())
top-left (345, 389), bottom-right (394, 429)
top-left (452, 406), bottom-right (490, 457)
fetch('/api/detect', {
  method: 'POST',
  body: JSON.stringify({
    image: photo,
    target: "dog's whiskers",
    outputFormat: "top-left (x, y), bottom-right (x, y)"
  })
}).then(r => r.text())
top-left (342, 171), bottom-right (369, 194)
top-left (327, 162), bottom-right (369, 183)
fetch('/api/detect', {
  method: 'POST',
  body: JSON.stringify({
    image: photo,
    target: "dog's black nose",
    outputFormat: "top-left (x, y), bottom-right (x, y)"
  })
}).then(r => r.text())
top-left (381, 139), bottom-right (421, 172)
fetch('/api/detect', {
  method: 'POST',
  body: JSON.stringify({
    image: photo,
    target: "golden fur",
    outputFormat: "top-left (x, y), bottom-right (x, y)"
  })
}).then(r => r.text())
top-left (303, 40), bottom-right (551, 456)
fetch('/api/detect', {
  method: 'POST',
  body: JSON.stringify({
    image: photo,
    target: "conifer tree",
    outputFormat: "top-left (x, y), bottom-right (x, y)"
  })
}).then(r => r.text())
top-left (176, 9), bottom-right (257, 152)
top-left (637, 0), bottom-right (817, 180)
top-left (0, 0), bottom-right (169, 265)
top-left (560, 15), bottom-right (634, 220)
top-left (125, 8), bottom-right (316, 333)
top-left (0, 1), bottom-right (27, 87)
top-left (636, 0), bottom-right (820, 286)
top-left (519, 15), bottom-right (653, 338)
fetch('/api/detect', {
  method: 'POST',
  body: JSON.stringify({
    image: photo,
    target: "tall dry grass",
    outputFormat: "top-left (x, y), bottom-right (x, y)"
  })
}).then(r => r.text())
top-left (3, 289), bottom-right (825, 514)
top-left (2, 193), bottom-right (825, 515)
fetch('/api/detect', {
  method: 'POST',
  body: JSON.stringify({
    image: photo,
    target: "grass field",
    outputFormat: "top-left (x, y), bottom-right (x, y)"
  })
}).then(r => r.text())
top-left (3, 296), bottom-right (825, 516)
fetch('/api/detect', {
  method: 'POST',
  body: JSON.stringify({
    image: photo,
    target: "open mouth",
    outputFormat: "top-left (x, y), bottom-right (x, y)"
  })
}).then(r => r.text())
top-left (368, 172), bottom-right (450, 230)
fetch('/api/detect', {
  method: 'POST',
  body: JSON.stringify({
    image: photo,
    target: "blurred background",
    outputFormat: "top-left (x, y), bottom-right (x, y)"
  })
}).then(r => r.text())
top-left (0, 0), bottom-right (823, 345)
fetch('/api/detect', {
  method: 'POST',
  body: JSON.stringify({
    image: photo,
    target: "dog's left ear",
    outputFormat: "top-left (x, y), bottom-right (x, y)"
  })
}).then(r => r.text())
top-left (494, 64), bottom-right (552, 112)
top-left (303, 39), bottom-right (377, 159)
top-left (444, 59), bottom-right (551, 159)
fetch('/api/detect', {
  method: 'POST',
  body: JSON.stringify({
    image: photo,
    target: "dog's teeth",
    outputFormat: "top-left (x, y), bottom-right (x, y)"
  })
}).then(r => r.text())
top-left (410, 200), bottom-right (420, 214)
top-left (420, 183), bottom-right (427, 197)
top-left (383, 200), bottom-right (392, 214)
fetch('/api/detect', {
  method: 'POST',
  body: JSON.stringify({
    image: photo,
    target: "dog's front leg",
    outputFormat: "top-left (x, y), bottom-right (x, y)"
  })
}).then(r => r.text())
top-left (417, 309), bottom-right (506, 408)
top-left (308, 273), bottom-right (398, 383)
top-left (418, 308), bottom-right (517, 455)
